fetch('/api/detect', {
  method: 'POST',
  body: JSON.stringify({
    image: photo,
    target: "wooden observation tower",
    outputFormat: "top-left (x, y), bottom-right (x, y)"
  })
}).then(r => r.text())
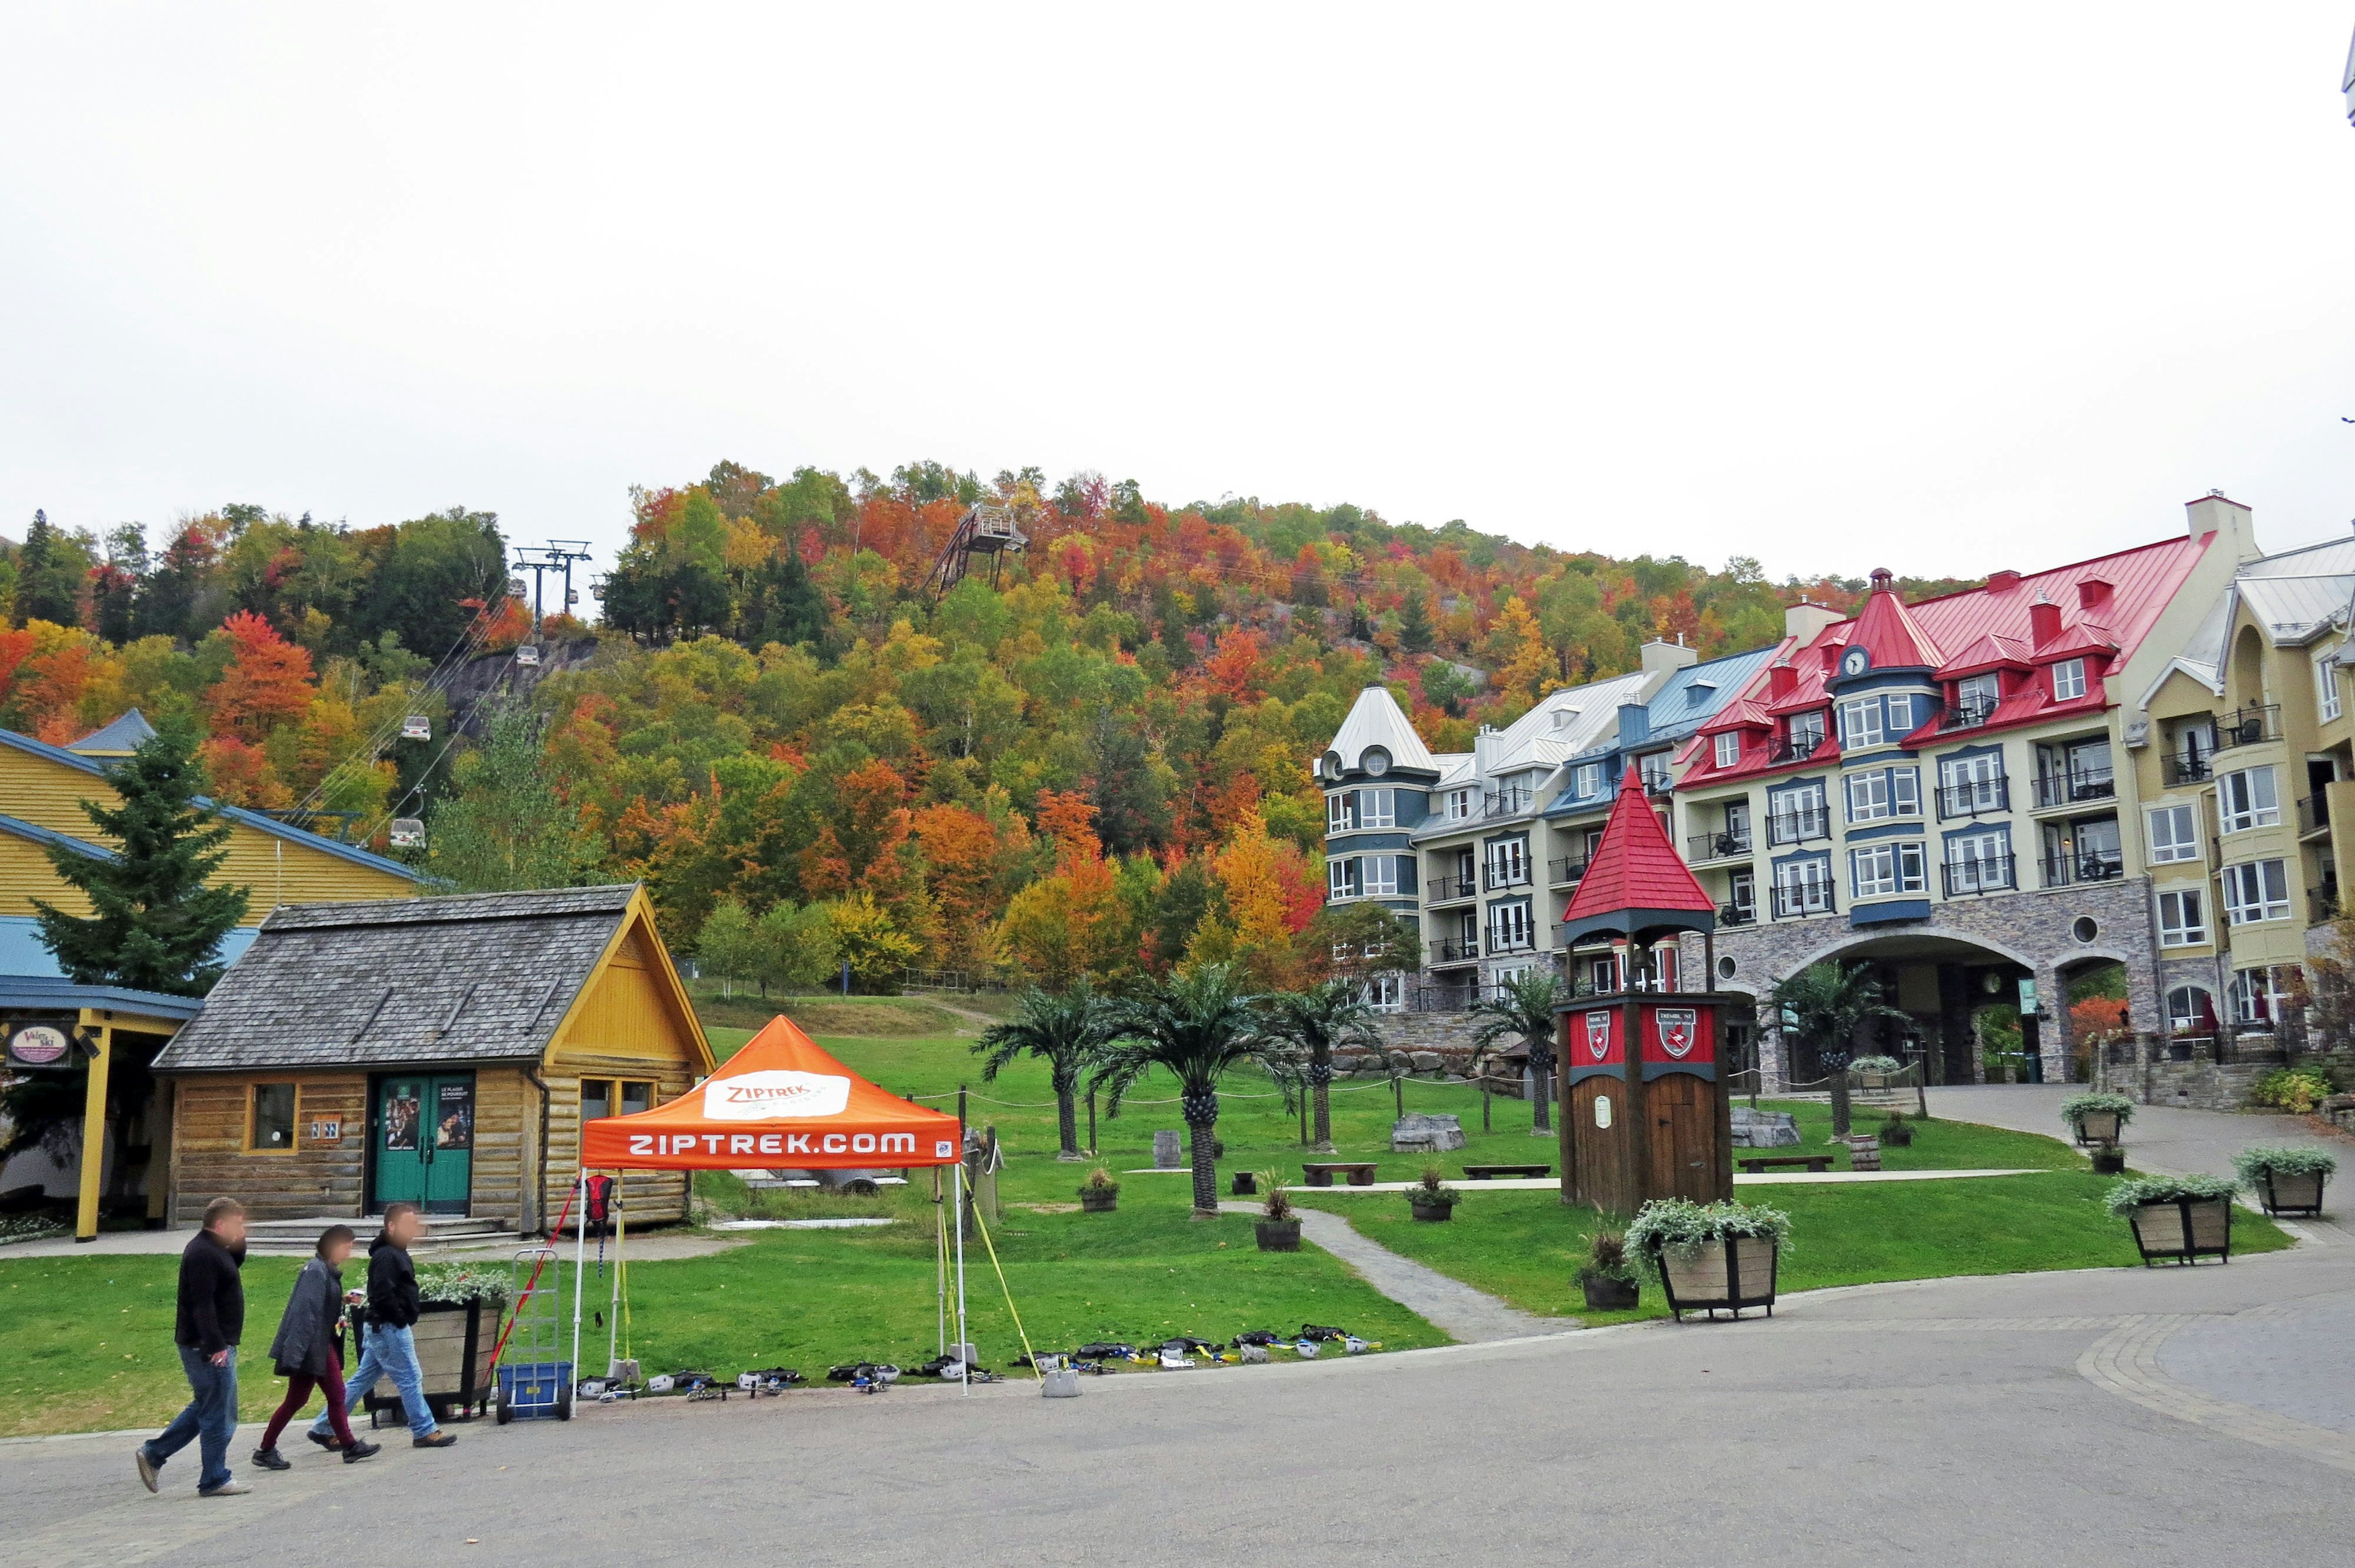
top-left (923, 502), bottom-right (1029, 598)
top-left (1553, 766), bottom-right (1734, 1214)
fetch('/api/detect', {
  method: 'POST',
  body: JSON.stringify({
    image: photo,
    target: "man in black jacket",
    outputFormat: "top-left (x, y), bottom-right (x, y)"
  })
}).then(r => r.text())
top-left (136, 1197), bottom-right (250, 1497)
top-left (308, 1202), bottom-right (455, 1449)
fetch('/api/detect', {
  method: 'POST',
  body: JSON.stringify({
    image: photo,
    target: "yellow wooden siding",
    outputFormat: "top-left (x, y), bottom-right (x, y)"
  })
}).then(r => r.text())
top-left (0, 743), bottom-right (417, 921)
top-left (542, 1057), bottom-right (697, 1224)
top-left (548, 908), bottom-right (707, 1070)
top-left (0, 832), bottom-right (93, 916)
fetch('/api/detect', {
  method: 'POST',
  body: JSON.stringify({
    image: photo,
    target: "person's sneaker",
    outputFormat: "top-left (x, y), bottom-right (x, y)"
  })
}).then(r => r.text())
top-left (412, 1431), bottom-right (456, 1448)
top-left (196, 1481), bottom-right (251, 1497)
top-left (304, 1431), bottom-right (342, 1451)
top-left (341, 1440), bottom-right (381, 1464)
top-left (134, 1448), bottom-right (159, 1493)
top-left (250, 1448), bottom-right (291, 1472)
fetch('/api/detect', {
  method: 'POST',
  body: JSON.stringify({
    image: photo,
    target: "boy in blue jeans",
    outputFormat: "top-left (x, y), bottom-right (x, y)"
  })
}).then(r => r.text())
top-left (310, 1203), bottom-right (457, 1450)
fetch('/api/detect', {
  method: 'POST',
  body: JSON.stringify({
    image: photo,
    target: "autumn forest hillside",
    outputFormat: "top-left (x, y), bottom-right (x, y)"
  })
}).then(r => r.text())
top-left (1, 462), bottom-right (1975, 991)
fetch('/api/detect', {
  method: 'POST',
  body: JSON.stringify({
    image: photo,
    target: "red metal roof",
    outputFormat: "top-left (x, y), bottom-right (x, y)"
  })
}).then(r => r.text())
top-left (1847, 580), bottom-right (1946, 670)
top-left (1561, 767), bottom-right (1717, 918)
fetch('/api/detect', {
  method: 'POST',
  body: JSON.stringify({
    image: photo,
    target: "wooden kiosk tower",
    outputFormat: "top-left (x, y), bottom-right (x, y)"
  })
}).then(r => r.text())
top-left (1554, 768), bottom-right (1734, 1214)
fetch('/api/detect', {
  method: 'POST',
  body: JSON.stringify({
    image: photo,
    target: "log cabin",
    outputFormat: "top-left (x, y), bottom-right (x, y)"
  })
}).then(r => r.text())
top-left (150, 885), bottom-right (712, 1233)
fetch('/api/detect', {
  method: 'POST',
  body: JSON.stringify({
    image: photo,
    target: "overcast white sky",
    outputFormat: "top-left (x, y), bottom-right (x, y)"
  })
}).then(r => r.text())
top-left (3, 5), bottom-right (2352, 586)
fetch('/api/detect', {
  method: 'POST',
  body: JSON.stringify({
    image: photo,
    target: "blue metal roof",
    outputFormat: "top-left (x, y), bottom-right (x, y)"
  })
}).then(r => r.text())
top-left (0, 973), bottom-right (207, 1021)
top-left (0, 813), bottom-right (116, 860)
top-left (1541, 642), bottom-right (1782, 819)
top-left (0, 728), bottom-right (426, 884)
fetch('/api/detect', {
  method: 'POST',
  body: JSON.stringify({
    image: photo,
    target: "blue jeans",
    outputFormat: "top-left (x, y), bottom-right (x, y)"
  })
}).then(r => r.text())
top-left (315, 1323), bottom-right (437, 1438)
top-left (146, 1345), bottom-right (239, 1493)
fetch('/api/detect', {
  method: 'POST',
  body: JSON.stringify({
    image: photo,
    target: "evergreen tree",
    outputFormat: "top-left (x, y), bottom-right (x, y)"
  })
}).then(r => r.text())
top-left (32, 718), bottom-right (250, 995)
top-left (1398, 587), bottom-right (1436, 653)
top-left (14, 509), bottom-right (88, 627)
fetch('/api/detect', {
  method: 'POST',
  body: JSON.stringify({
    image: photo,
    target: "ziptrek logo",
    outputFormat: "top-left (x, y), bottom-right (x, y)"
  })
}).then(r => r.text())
top-left (702, 1070), bottom-right (852, 1121)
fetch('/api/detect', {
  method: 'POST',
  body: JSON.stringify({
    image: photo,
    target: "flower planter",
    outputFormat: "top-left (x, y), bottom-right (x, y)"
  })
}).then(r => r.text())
top-left (2252, 1169), bottom-right (2326, 1218)
top-left (1409, 1201), bottom-right (1454, 1223)
top-left (363, 1298), bottom-right (497, 1427)
top-left (2073, 1110), bottom-right (2122, 1147)
top-left (1579, 1273), bottom-right (1639, 1312)
top-left (2128, 1198), bottom-right (2232, 1266)
top-left (1079, 1189), bottom-right (1118, 1214)
top-left (1230, 1171), bottom-right (1258, 1196)
top-left (1255, 1218), bottom-right (1302, 1252)
top-left (2091, 1148), bottom-right (2127, 1175)
top-left (1653, 1237), bottom-right (1779, 1321)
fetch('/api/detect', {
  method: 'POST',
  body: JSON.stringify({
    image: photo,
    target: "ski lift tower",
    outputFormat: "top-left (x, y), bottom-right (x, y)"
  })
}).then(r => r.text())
top-left (922, 503), bottom-right (1028, 599)
top-left (513, 541), bottom-right (594, 622)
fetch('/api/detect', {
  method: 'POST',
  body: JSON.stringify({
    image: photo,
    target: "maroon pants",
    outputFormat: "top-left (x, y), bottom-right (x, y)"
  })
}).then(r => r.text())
top-left (260, 1352), bottom-right (356, 1451)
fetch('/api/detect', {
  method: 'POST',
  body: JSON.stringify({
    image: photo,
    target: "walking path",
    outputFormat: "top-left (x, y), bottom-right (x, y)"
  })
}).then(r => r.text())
top-left (1214, 1201), bottom-right (1556, 1342)
top-left (1926, 1084), bottom-right (2348, 1180)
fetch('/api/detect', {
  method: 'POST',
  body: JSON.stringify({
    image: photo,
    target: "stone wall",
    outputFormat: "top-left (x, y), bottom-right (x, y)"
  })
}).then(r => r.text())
top-left (1355, 1011), bottom-right (1529, 1096)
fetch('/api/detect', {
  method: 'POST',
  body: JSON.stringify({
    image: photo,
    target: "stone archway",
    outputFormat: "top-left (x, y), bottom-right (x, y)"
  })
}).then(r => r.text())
top-left (1751, 928), bottom-right (2038, 1088)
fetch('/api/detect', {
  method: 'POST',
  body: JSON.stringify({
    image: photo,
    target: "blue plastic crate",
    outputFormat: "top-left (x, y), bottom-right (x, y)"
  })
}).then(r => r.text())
top-left (497, 1361), bottom-right (573, 1422)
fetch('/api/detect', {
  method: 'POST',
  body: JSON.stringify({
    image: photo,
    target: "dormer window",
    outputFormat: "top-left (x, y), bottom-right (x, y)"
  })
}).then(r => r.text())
top-left (1714, 732), bottom-right (1740, 769)
top-left (1955, 672), bottom-right (2000, 723)
top-left (2051, 659), bottom-right (2087, 702)
top-left (1788, 709), bottom-right (1826, 754)
top-left (1572, 762), bottom-right (1602, 797)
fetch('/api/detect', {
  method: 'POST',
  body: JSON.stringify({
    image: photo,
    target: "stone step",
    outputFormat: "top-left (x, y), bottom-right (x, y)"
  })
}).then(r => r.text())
top-left (240, 1217), bottom-right (513, 1255)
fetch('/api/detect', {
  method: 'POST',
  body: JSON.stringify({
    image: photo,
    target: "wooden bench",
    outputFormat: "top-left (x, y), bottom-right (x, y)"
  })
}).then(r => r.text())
top-left (1301, 1162), bottom-right (1380, 1187)
top-left (1738, 1155), bottom-right (1834, 1174)
top-left (1461, 1164), bottom-right (1552, 1180)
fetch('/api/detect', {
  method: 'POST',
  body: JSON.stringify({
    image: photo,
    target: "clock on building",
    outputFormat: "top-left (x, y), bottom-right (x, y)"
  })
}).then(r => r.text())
top-left (1840, 647), bottom-right (1869, 678)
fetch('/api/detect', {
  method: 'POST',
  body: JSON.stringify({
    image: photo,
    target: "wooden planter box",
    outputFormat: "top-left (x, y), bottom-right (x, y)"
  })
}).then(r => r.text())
top-left (1256, 1218), bottom-right (1302, 1252)
top-left (1654, 1237), bottom-right (1778, 1321)
top-left (2127, 1198), bottom-right (2232, 1266)
top-left (2073, 1110), bottom-right (2123, 1147)
top-left (2091, 1148), bottom-right (2127, 1175)
top-left (1079, 1189), bottom-right (1118, 1213)
top-left (361, 1298), bottom-right (499, 1427)
top-left (2251, 1170), bottom-right (2326, 1218)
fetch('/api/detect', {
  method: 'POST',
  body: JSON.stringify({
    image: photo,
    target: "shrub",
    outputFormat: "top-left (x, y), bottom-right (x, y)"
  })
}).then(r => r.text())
top-left (2102, 1173), bottom-right (2238, 1217)
top-left (1080, 1167), bottom-right (1119, 1195)
top-left (1407, 1165), bottom-right (1461, 1210)
top-left (1625, 1198), bottom-right (1791, 1277)
top-left (2231, 1145), bottom-right (2338, 1185)
top-left (415, 1262), bottom-right (511, 1307)
top-left (2251, 1066), bottom-right (2336, 1114)
top-left (1579, 1226), bottom-right (1634, 1284)
top-left (1258, 1171), bottom-right (1295, 1223)
top-left (1847, 1056), bottom-right (1904, 1076)
top-left (2057, 1092), bottom-right (2136, 1128)
top-left (1880, 1111), bottom-right (1915, 1147)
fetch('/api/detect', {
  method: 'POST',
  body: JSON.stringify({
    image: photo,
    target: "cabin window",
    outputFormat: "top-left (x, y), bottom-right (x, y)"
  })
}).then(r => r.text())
top-left (249, 1083), bottom-right (297, 1152)
top-left (621, 1080), bottom-right (655, 1116)
top-left (582, 1079), bottom-right (654, 1122)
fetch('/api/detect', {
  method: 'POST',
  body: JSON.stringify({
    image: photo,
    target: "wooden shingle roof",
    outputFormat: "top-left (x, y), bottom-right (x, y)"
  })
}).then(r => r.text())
top-left (154, 885), bottom-right (643, 1073)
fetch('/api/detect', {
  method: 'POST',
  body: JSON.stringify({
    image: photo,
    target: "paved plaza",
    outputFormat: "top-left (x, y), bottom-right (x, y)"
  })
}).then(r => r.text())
top-left (7, 1218), bottom-right (2353, 1568)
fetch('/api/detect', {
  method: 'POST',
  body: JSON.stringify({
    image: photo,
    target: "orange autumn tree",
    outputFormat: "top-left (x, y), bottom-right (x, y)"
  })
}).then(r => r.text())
top-left (206, 610), bottom-right (315, 739)
top-left (913, 802), bottom-right (1009, 971)
top-left (1208, 809), bottom-right (1317, 985)
top-left (997, 790), bottom-right (1131, 990)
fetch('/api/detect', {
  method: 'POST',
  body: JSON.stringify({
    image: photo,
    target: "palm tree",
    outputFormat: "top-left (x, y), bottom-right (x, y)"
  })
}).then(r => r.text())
top-left (1255, 978), bottom-right (1387, 1153)
top-left (1769, 961), bottom-right (1910, 1136)
top-left (1090, 963), bottom-right (1269, 1216)
top-left (973, 981), bottom-right (1111, 1160)
top-left (1470, 968), bottom-right (1567, 1134)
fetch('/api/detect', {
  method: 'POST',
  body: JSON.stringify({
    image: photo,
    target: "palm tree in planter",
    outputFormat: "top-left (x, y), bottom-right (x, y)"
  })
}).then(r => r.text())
top-left (973, 981), bottom-right (1112, 1160)
top-left (1469, 968), bottom-right (1567, 1134)
top-left (1768, 961), bottom-right (1909, 1137)
top-left (1092, 963), bottom-right (1269, 1217)
top-left (1256, 978), bottom-right (1386, 1153)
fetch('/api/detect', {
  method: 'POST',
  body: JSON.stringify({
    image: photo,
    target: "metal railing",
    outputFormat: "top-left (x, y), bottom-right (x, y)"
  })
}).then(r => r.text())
top-left (1771, 882), bottom-right (1836, 919)
top-left (2216, 705), bottom-right (2281, 748)
top-left (1480, 787), bottom-right (1536, 819)
top-left (2032, 766), bottom-right (2115, 809)
top-left (1640, 771), bottom-right (1675, 797)
top-left (2040, 849), bottom-right (2126, 887)
top-left (1719, 901), bottom-right (1758, 927)
top-left (1687, 828), bottom-right (1752, 862)
top-left (1547, 854), bottom-right (1590, 885)
top-left (2161, 751), bottom-right (2214, 786)
top-left (1484, 930), bottom-right (1537, 956)
top-left (1938, 698), bottom-right (1997, 732)
top-left (1485, 862), bottom-right (1532, 892)
top-left (2299, 795), bottom-right (2332, 836)
top-left (1941, 855), bottom-right (2015, 897)
top-left (1935, 776), bottom-right (2009, 817)
top-left (1425, 872), bottom-right (1477, 903)
top-left (1766, 808), bottom-right (1831, 845)
top-left (1769, 733), bottom-right (1826, 765)
top-left (1430, 938), bottom-right (1480, 965)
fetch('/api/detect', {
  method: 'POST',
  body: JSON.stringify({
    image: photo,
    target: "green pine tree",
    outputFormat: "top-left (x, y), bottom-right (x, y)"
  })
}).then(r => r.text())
top-left (32, 718), bottom-right (251, 996)
top-left (1398, 587), bottom-right (1436, 654)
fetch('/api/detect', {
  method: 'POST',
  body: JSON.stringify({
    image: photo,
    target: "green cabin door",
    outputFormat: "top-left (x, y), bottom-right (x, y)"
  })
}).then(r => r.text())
top-left (372, 1073), bottom-right (476, 1215)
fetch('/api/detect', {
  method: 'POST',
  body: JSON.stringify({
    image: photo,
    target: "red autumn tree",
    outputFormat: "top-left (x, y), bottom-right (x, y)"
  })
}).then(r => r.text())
top-left (206, 610), bottom-right (315, 738)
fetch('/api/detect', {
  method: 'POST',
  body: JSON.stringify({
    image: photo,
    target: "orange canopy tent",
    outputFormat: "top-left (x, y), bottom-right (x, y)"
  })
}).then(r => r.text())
top-left (568, 1016), bottom-right (976, 1391)
top-left (581, 1014), bottom-right (963, 1170)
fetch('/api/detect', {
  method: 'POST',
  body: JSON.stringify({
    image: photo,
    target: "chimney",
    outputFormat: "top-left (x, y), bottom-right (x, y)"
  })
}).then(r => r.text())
top-left (2029, 595), bottom-right (2062, 645)
top-left (1640, 638), bottom-right (1699, 676)
top-left (1767, 661), bottom-right (1797, 700)
top-left (2078, 577), bottom-right (2113, 614)
top-left (1474, 724), bottom-right (1500, 772)
top-left (1783, 601), bottom-right (1843, 643)
top-left (1869, 567), bottom-right (1893, 593)
top-left (1986, 569), bottom-right (2023, 593)
top-left (1618, 702), bottom-right (1651, 744)
top-left (2184, 491), bottom-right (2260, 562)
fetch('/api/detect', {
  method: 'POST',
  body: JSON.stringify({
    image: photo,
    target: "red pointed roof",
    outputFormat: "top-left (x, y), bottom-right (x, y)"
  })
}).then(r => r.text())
top-left (1847, 578), bottom-right (1946, 670)
top-left (1561, 767), bottom-right (1716, 922)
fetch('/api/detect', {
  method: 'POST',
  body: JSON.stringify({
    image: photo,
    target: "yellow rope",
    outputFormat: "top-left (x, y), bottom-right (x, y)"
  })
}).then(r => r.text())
top-left (966, 1199), bottom-right (1040, 1379)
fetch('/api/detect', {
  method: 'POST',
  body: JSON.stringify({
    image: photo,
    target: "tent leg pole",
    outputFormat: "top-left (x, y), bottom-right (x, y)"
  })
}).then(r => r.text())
top-left (954, 1163), bottom-right (970, 1396)
top-left (935, 1166), bottom-right (946, 1357)
top-left (570, 1171), bottom-right (588, 1394)
top-left (607, 1191), bottom-right (622, 1375)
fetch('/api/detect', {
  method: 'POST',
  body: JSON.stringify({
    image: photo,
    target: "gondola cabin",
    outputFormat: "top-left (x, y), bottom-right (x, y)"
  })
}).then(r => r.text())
top-left (151, 885), bottom-right (713, 1233)
top-left (515, 645), bottom-right (541, 668)
top-left (401, 715), bottom-right (432, 741)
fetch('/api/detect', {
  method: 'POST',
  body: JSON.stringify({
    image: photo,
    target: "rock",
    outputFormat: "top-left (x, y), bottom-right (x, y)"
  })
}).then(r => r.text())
top-left (1410, 1052), bottom-right (1444, 1073)
top-left (1392, 1112), bottom-right (1467, 1153)
top-left (1730, 1107), bottom-right (1800, 1149)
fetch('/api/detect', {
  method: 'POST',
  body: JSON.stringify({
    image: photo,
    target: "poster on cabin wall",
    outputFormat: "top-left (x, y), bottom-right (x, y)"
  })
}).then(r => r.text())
top-left (435, 1081), bottom-right (474, 1150)
top-left (384, 1088), bottom-right (420, 1151)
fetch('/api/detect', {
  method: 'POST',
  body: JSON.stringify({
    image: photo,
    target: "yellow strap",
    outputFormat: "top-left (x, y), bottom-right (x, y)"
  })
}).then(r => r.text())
top-left (967, 1200), bottom-right (1039, 1379)
top-left (617, 1187), bottom-right (632, 1360)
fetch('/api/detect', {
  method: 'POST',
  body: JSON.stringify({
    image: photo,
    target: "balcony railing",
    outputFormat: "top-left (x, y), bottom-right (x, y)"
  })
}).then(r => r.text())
top-left (2161, 751), bottom-right (2214, 786)
top-left (2032, 766), bottom-right (2115, 809)
top-left (1640, 771), bottom-right (1675, 798)
top-left (1941, 855), bottom-right (2016, 897)
top-left (1687, 828), bottom-right (1753, 862)
top-left (1485, 863), bottom-right (1532, 892)
top-left (2311, 882), bottom-right (2340, 922)
top-left (1938, 698), bottom-right (1997, 732)
top-left (1766, 808), bottom-right (1831, 846)
top-left (1934, 777), bottom-right (2008, 818)
top-left (1718, 901), bottom-right (1758, 927)
top-left (2298, 795), bottom-right (2332, 837)
top-left (1768, 733), bottom-right (1826, 765)
top-left (1771, 882), bottom-right (1836, 919)
top-left (1430, 938), bottom-right (1480, 965)
top-left (1480, 787), bottom-right (1536, 819)
top-left (2216, 705), bottom-right (2281, 749)
top-left (1485, 929), bottom-right (1536, 956)
top-left (1425, 873), bottom-right (1477, 903)
top-left (2040, 849), bottom-right (2126, 887)
top-left (1548, 853), bottom-right (1590, 885)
